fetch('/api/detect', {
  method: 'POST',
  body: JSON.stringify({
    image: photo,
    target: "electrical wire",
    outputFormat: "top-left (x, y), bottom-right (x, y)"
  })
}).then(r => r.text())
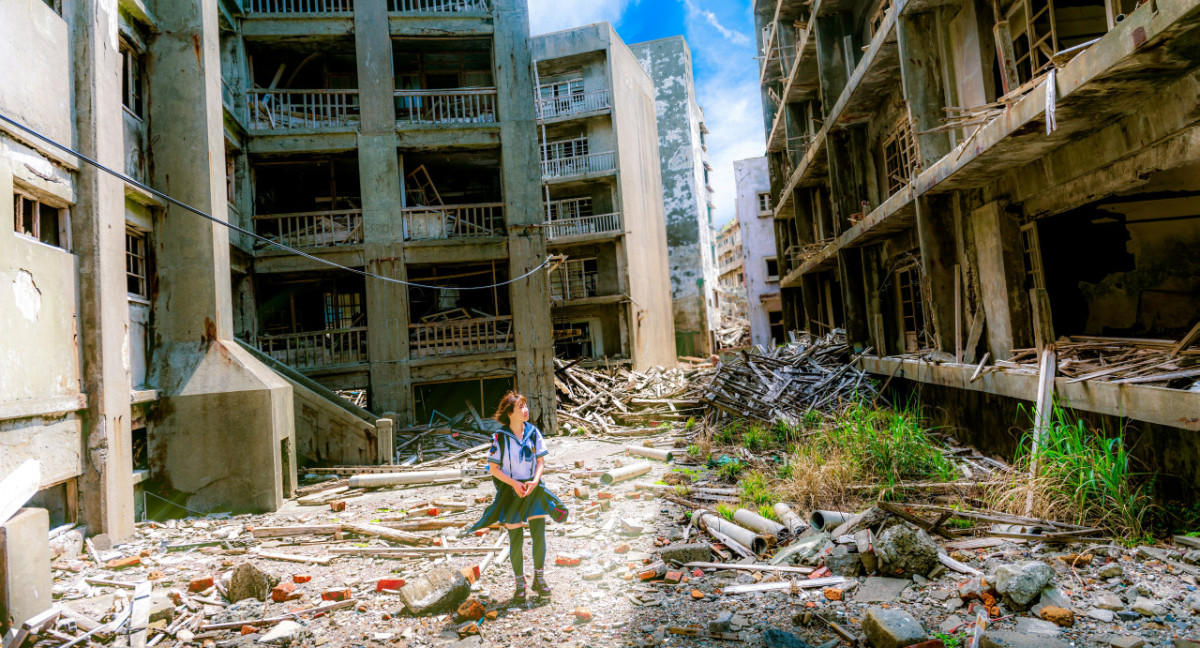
top-left (0, 112), bottom-right (552, 290)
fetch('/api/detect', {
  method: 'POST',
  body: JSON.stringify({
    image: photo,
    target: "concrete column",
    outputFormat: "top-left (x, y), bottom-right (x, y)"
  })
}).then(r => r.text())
top-left (836, 248), bottom-right (870, 348)
top-left (970, 201), bottom-right (1032, 359)
top-left (897, 11), bottom-right (953, 166)
top-left (495, 0), bottom-right (554, 430)
top-left (861, 246), bottom-right (889, 355)
top-left (814, 12), bottom-right (853, 114)
top-left (916, 195), bottom-right (959, 353)
top-left (146, 0), bottom-right (294, 514)
top-left (70, 0), bottom-right (135, 539)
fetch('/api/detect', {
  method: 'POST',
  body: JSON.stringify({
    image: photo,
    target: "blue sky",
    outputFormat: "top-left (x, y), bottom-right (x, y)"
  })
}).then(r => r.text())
top-left (527, 0), bottom-right (766, 227)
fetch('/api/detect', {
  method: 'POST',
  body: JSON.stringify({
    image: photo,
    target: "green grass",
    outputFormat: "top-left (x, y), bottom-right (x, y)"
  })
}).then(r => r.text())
top-left (758, 504), bottom-right (779, 522)
top-left (742, 425), bottom-right (767, 451)
top-left (716, 503), bottom-right (736, 521)
top-left (739, 471), bottom-right (773, 506)
top-left (685, 417), bottom-right (697, 432)
top-left (933, 633), bottom-right (962, 648)
top-left (717, 459), bottom-right (746, 481)
top-left (823, 402), bottom-right (957, 490)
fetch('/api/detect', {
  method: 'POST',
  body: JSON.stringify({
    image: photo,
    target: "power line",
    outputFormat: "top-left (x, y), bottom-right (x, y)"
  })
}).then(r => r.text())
top-left (0, 112), bottom-right (552, 290)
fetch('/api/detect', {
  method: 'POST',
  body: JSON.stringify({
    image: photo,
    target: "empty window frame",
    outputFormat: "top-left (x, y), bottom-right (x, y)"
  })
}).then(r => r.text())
top-left (41, 0), bottom-right (63, 14)
top-left (121, 40), bottom-right (145, 118)
top-left (550, 258), bottom-right (599, 300)
top-left (548, 197), bottom-right (593, 221)
top-left (757, 192), bottom-right (772, 215)
top-left (1019, 222), bottom-right (1046, 291)
top-left (882, 112), bottom-right (920, 195)
top-left (394, 50), bottom-right (494, 90)
top-left (541, 136), bottom-right (589, 162)
top-left (538, 76), bottom-right (584, 100)
top-left (324, 290), bottom-right (364, 329)
top-left (1006, 0), bottom-right (1108, 84)
top-left (126, 228), bottom-right (150, 298)
top-left (896, 264), bottom-right (928, 352)
top-left (553, 320), bottom-right (595, 359)
top-left (768, 309), bottom-right (785, 344)
top-left (868, 0), bottom-right (893, 38)
top-left (13, 192), bottom-right (67, 249)
top-left (765, 256), bottom-right (780, 282)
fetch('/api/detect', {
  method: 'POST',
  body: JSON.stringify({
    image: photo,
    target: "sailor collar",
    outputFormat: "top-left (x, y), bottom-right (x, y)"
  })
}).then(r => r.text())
top-left (496, 422), bottom-right (536, 446)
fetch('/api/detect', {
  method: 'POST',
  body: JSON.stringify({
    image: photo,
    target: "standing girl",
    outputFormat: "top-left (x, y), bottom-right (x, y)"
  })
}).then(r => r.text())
top-left (467, 391), bottom-right (568, 604)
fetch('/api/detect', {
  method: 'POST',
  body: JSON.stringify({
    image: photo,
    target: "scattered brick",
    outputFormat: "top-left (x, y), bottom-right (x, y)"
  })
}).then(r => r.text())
top-left (664, 571), bottom-right (683, 584)
top-left (188, 576), bottom-right (214, 593)
top-left (692, 568), bottom-right (705, 578)
top-left (485, 611), bottom-right (499, 621)
top-left (329, 500), bottom-right (346, 512)
top-left (807, 566), bottom-right (831, 579)
top-left (1041, 606), bottom-right (1075, 627)
top-left (573, 608), bottom-right (593, 622)
top-left (376, 578), bottom-right (405, 592)
top-left (106, 556), bottom-right (141, 569)
top-left (460, 566), bottom-right (480, 584)
top-left (321, 588), bottom-right (352, 602)
top-left (240, 626), bottom-right (257, 635)
top-left (824, 587), bottom-right (843, 601)
top-left (147, 570), bottom-right (165, 581)
top-left (597, 492), bottom-right (614, 500)
top-left (271, 582), bottom-right (299, 603)
top-left (556, 554), bottom-right (582, 567)
top-left (455, 597), bottom-right (485, 622)
top-left (293, 574), bottom-right (312, 584)
top-left (614, 543), bottom-right (631, 554)
top-left (456, 621), bottom-right (480, 637)
top-left (691, 590), bottom-right (705, 600)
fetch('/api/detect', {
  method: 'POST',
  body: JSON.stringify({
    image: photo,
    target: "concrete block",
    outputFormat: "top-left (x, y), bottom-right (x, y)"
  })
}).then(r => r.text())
top-left (861, 606), bottom-right (927, 648)
top-left (0, 508), bottom-right (52, 634)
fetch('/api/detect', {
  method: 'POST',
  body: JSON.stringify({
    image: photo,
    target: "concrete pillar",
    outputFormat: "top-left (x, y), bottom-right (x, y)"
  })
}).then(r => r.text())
top-left (897, 11), bottom-right (953, 166)
top-left (861, 246), bottom-right (889, 355)
top-left (814, 12), bottom-right (853, 113)
top-left (146, 0), bottom-right (294, 513)
top-left (0, 508), bottom-right (51, 634)
top-left (916, 195), bottom-right (959, 353)
top-left (495, 0), bottom-right (554, 430)
top-left (70, 0), bottom-right (135, 539)
top-left (970, 202), bottom-right (1032, 359)
top-left (836, 248), bottom-right (870, 348)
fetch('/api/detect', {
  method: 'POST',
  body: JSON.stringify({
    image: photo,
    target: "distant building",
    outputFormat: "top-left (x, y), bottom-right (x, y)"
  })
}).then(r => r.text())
top-left (716, 219), bottom-right (746, 321)
top-left (629, 36), bottom-right (720, 358)
top-left (734, 157), bottom-right (783, 346)
top-left (532, 23), bottom-right (676, 370)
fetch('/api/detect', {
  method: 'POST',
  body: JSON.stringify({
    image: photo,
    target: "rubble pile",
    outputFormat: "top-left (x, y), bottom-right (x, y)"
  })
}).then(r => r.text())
top-left (391, 408), bottom-right (497, 466)
top-left (702, 329), bottom-right (882, 424)
top-left (554, 359), bottom-right (709, 437)
top-left (716, 318), bottom-right (751, 350)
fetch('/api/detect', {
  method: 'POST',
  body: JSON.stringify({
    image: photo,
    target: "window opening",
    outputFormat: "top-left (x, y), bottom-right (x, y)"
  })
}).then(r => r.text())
top-left (1020, 222), bottom-right (1046, 291)
top-left (765, 256), bottom-right (780, 282)
top-left (768, 309), bottom-right (785, 344)
top-left (550, 258), bottom-right (599, 300)
top-left (757, 192), bottom-right (772, 215)
top-left (126, 228), bottom-right (149, 298)
top-left (13, 192), bottom-right (66, 249)
top-left (554, 321), bottom-right (595, 359)
top-left (541, 136), bottom-right (589, 161)
top-left (897, 263), bottom-right (929, 353)
top-left (121, 41), bottom-right (145, 118)
top-left (882, 111), bottom-right (920, 195)
top-left (548, 197), bottom-right (593, 221)
top-left (868, 0), bottom-right (893, 38)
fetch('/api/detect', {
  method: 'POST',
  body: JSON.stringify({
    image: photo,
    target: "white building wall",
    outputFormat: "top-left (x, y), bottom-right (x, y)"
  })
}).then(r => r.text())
top-left (733, 157), bottom-right (781, 347)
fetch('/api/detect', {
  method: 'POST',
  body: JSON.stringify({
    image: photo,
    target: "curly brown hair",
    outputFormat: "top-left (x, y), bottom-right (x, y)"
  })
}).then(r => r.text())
top-left (492, 391), bottom-right (528, 426)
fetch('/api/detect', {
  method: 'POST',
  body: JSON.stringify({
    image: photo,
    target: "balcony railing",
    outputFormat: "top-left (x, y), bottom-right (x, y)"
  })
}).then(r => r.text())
top-left (247, 89), bottom-right (360, 131)
top-left (395, 89), bottom-right (497, 125)
top-left (545, 212), bottom-right (622, 240)
top-left (388, 0), bottom-right (489, 12)
top-left (401, 203), bottom-right (505, 240)
top-left (253, 209), bottom-right (364, 249)
top-left (246, 0), bottom-right (353, 13)
top-left (259, 327), bottom-right (368, 369)
top-left (541, 151), bottom-right (615, 180)
top-left (535, 90), bottom-right (612, 120)
top-left (410, 316), bottom-right (513, 358)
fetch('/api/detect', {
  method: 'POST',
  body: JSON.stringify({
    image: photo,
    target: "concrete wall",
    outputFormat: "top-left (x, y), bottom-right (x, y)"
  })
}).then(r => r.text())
top-left (735, 157), bottom-right (781, 347)
top-left (630, 37), bottom-right (720, 356)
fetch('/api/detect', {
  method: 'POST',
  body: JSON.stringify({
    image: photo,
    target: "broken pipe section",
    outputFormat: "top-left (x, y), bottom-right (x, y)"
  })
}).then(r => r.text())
top-left (810, 510), bottom-right (852, 532)
top-left (601, 462), bottom-right (652, 485)
top-left (693, 509), bottom-right (769, 555)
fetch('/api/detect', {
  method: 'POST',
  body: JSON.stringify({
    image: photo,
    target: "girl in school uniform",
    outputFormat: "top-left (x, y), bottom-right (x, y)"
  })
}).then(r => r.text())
top-left (467, 391), bottom-right (568, 604)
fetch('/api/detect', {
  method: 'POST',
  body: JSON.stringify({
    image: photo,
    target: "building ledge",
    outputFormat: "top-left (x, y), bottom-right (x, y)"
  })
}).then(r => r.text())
top-left (0, 394), bottom-right (87, 421)
top-left (538, 108), bottom-right (612, 126)
top-left (387, 13), bottom-right (494, 37)
top-left (131, 389), bottom-right (158, 405)
top-left (764, 10), bottom-right (820, 153)
top-left (861, 355), bottom-right (1200, 432)
top-left (552, 293), bottom-right (628, 308)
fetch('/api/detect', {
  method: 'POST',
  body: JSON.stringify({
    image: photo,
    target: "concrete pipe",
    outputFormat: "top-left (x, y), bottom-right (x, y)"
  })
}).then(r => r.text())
top-left (601, 462), bottom-right (652, 485)
top-left (773, 503), bottom-right (807, 535)
top-left (624, 445), bottom-right (673, 462)
top-left (732, 509), bottom-right (784, 546)
top-left (349, 470), bottom-right (463, 489)
top-left (694, 510), bottom-right (768, 555)
top-left (810, 510), bottom-right (852, 532)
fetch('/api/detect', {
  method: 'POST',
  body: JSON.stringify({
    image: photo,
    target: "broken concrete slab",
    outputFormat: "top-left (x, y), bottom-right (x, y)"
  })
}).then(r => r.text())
top-left (874, 525), bottom-right (938, 578)
top-left (854, 577), bottom-right (912, 603)
top-left (769, 532), bottom-right (831, 566)
top-left (980, 630), bottom-right (1072, 648)
top-left (992, 561), bottom-right (1054, 608)
top-left (228, 563), bottom-right (279, 603)
top-left (659, 543), bottom-right (712, 565)
top-left (861, 606), bottom-right (926, 648)
top-left (399, 567), bottom-right (471, 616)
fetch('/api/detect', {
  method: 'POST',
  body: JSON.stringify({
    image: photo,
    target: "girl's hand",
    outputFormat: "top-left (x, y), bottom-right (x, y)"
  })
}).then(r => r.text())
top-left (510, 481), bottom-right (527, 497)
top-left (522, 478), bottom-right (539, 496)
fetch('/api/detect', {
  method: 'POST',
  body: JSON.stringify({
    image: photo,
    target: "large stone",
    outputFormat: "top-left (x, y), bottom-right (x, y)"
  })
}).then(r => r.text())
top-left (861, 606), bottom-right (926, 648)
top-left (399, 567), bottom-right (471, 616)
top-left (1129, 597), bottom-right (1167, 617)
top-left (1105, 635), bottom-right (1148, 648)
top-left (258, 620), bottom-right (309, 645)
top-left (980, 630), bottom-right (1072, 648)
top-left (1086, 608), bottom-right (1115, 622)
top-left (874, 525), bottom-right (938, 578)
top-left (991, 561), bottom-right (1054, 608)
top-left (659, 543), bottom-right (712, 565)
top-left (148, 592), bottom-right (176, 625)
top-left (1095, 593), bottom-right (1125, 611)
top-left (824, 545), bottom-right (863, 577)
top-left (228, 563), bottom-right (279, 603)
top-left (761, 628), bottom-right (811, 648)
top-left (770, 533), bottom-right (832, 566)
top-left (1014, 617), bottom-right (1060, 635)
top-left (1098, 562), bottom-right (1124, 578)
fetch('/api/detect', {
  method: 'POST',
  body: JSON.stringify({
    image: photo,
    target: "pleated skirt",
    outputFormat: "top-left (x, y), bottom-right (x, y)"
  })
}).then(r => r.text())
top-left (468, 477), bottom-right (569, 531)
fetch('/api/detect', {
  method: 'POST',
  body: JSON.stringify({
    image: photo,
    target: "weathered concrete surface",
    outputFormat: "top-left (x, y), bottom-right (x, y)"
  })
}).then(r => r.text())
top-left (0, 508), bottom-right (52, 634)
top-left (734, 157), bottom-right (783, 347)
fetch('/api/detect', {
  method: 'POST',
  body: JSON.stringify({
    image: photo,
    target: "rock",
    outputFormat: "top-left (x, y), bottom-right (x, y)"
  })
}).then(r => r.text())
top-left (1031, 586), bottom-right (1070, 616)
top-left (1130, 597), bottom-right (1167, 617)
top-left (761, 628), bottom-right (811, 648)
top-left (854, 577), bottom-right (912, 603)
top-left (991, 561), bottom-right (1054, 608)
top-left (398, 567), bottom-right (471, 616)
top-left (455, 597), bottom-right (485, 622)
top-left (824, 545), bottom-right (863, 577)
top-left (148, 592), bottom-right (176, 625)
top-left (450, 637), bottom-right (483, 648)
top-left (861, 606), bottom-right (927, 648)
top-left (659, 543), bottom-right (712, 565)
top-left (1099, 563), bottom-right (1124, 578)
top-left (212, 599), bottom-right (267, 625)
top-left (229, 563), bottom-right (279, 603)
top-left (1182, 550), bottom-right (1200, 565)
top-left (1184, 594), bottom-right (1200, 615)
top-left (874, 525), bottom-right (939, 578)
top-left (709, 611), bottom-right (733, 634)
top-left (1039, 606), bottom-right (1074, 627)
top-left (980, 630), bottom-right (1072, 648)
top-left (1095, 593), bottom-right (1125, 611)
top-left (1086, 608), bottom-right (1116, 622)
top-left (1015, 617), bottom-right (1061, 635)
top-left (938, 615), bottom-right (963, 634)
top-left (258, 620), bottom-right (308, 645)
top-left (1104, 635), bottom-right (1148, 648)
top-left (1116, 610), bottom-right (1140, 622)
top-left (770, 533), bottom-right (832, 566)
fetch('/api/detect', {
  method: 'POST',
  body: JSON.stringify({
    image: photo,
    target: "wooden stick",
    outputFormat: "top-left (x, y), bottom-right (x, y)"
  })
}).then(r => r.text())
top-left (683, 562), bottom-right (815, 575)
top-left (722, 576), bottom-right (847, 595)
top-left (255, 551), bottom-right (333, 565)
top-left (341, 521), bottom-right (434, 546)
top-left (199, 599), bottom-right (356, 631)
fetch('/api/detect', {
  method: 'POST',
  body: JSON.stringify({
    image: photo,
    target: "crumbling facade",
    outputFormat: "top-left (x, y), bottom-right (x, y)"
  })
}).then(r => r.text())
top-left (716, 219), bottom-right (746, 321)
top-left (756, 0), bottom-right (1200, 483)
top-left (532, 23), bottom-right (676, 371)
top-left (630, 37), bottom-right (721, 358)
top-left (734, 156), bottom-right (785, 347)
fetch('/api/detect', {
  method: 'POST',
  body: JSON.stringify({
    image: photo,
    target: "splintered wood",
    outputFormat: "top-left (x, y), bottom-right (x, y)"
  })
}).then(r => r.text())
top-left (554, 359), bottom-right (709, 436)
top-left (701, 329), bottom-right (881, 424)
top-left (1001, 334), bottom-right (1200, 388)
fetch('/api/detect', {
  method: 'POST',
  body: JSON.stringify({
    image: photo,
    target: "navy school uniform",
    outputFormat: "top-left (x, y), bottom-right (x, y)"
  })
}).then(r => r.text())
top-left (468, 422), bottom-right (569, 530)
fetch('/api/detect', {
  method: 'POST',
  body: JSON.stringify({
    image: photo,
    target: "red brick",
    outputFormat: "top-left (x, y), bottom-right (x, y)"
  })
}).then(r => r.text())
top-left (321, 588), bottom-right (352, 602)
top-left (460, 566), bottom-right (480, 584)
top-left (613, 543), bottom-right (631, 554)
top-left (455, 598), bottom-right (485, 622)
top-left (376, 578), bottom-right (405, 592)
top-left (188, 576), bottom-right (214, 593)
top-left (573, 608), bottom-right (593, 622)
top-left (663, 571), bottom-right (683, 584)
top-left (292, 574), bottom-right (312, 584)
top-left (328, 500), bottom-right (346, 512)
top-left (690, 590), bottom-right (704, 600)
top-left (240, 626), bottom-right (257, 635)
top-left (692, 568), bottom-right (704, 578)
top-left (903, 641), bottom-right (945, 648)
top-left (556, 554), bottom-right (581, 567)
top-left (271, 582), bottom-right (299, 603)
top-left (106, 556), bottom-right (141, 569)
top-left (596, 492), bottom-right (614, 500)
top-left (456, 622), bottom-right (480, 637)
top-left (824, 587), bottom-right (843, 601)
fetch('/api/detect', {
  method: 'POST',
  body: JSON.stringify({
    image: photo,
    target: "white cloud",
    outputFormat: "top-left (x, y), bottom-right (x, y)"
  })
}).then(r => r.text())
top-left (527, 0), bottom-right (635, 35)
top-left (682, 0), bottom-right (751, 46)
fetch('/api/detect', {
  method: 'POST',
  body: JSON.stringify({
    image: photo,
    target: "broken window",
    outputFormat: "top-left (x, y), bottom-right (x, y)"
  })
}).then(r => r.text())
top-left (896, 263), bottom-right (929, 352)
top-left (758, 192), bottom-right (772, 215)
top-left (868, 0), bottom-right (893, 38)
top-left (542, 136), bottom-right (589, 162)
top-left (548, 196), bottom-right (593, 221)
top-left (882, 112), bottom-right (920, 195)
top-left (393, 45), bottom-right (494, 90)
top-left (1020, 222), bottom-right (1046, 291)
top-left (765, 257), bottom-right (780, 282)
top-left (539, 76), bottom-right (584, 101)
top-left (550, 258), bottom-right (599, 300)
top-left (1005, 0), bottom-right (1108, 84)
top-left (554, 321), bottom-right (596, 359)
top-left (769, 309), bottom-right (786, 345)
top-left (121, 40), bottom-right (145, 119)
top-left (126, 228), bottom-right (150, 298)
top-left (13, 191), bottom-right (67, 249)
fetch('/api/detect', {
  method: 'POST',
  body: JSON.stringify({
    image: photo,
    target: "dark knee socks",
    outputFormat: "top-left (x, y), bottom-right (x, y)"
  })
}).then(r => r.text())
top-left (508, 526), bottom-right (525, 584)
top-left (529, 517), bottom-right (547, 570)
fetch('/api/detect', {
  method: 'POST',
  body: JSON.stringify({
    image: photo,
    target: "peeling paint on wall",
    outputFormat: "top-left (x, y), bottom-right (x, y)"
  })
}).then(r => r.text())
top-left (13, 269), bottom-right (42, 321)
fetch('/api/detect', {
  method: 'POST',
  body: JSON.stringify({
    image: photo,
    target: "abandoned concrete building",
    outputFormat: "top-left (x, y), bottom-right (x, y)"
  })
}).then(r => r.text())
top-left (531, 23), bottom-right (677, 371)
top-left (755, 0), bottom-right (1200, 483)
top-left (0, 0), bottom-right (569, 542)
top-left (733, 156), bottom-right (785, 347)
top-left (716, 219), bottom-right (746, 320)
top-left (630, 37), bottom-right (723, 359)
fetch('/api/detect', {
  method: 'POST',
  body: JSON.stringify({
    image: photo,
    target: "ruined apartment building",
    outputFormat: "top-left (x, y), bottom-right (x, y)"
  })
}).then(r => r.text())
top-left (733, 156), bottom-right (785, 347)
top-left (755, 0), bottom-right (1200, 484)
top-left (716, 219), bottom-right (745, 324)
top-left (531, 23), bottom-right (676, 371)
top-left (0, 0), bottom-right (549, 544)
top-left (630, 37), bottom-right (722, 358)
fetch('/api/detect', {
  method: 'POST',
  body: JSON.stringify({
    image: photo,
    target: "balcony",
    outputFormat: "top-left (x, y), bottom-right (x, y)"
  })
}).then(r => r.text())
top-left (541, 152), bottom-right (616, 181)
top-left (545, 212), bottom-right (622, 240)
top-left (247, 89), bottom-right (360, 131)
top-left (395, 89), bottom-right (497, 125)
top-left (254, 209), bottom-right (364, 249)
top-left (245, 0), bottom-right (353, 13)
top-left (410, 316), bottom-right (513, 358)
top-left (258, 327), bottom-right (368, 369)
top-left (536, 90), bottom-right (612, 121)
top-left (401, 203), bottom-right (505, 241)
top-left (388, 0), bottom-right (489, 12)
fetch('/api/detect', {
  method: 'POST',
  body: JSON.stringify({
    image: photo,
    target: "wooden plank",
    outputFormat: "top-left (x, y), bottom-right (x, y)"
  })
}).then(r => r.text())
top-left (128, 582), bottom-right (151, 648)
top-left (199, 599), bottom-right (356, 631)
top-left (341, 521), bottom-right (434, 546)
top-left (944, 537), bottom-right (1006, 551)
top-left (938, 552), bottom-right (984, 576)
top-left (1170, 320), bottom-right (1200, 356)
top-left (252, 525), bottom-right (343, 538)
top-left (256, 551), bottom-right (333, 565)
top-left (722, 576), bottom-right (848, 595)
top-left (683, 561), bottom-right (815, 575)
top-left (877, 502), bottom-right (955, 540)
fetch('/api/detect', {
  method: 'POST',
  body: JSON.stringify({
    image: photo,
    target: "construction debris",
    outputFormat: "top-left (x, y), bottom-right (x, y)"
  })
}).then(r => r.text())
top-left (999, 336), bottom-right (1200, 388)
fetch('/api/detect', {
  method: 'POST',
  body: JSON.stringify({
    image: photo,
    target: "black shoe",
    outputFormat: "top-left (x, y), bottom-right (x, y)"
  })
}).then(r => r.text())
top-left (512, 581), bottom-right (528, 605)
top-left (532, 574), bottom-right (551, 599)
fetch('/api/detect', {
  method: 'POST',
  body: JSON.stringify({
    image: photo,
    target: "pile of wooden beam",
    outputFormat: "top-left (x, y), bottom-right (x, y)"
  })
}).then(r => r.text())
top-left (716, 318), bottom-right (751, 349)
top-left (554, 359), bottom-right (709, 436)
top-left (701, 329), bottom-right (881, 424)
top-left (1000, 331), bottom-right (1200, 388)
